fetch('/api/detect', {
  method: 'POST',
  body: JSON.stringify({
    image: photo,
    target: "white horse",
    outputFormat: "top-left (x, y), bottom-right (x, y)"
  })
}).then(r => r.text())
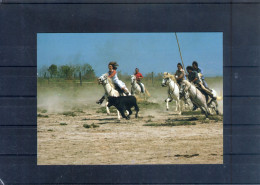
top-left (130, 75), bottom-right (149, 100)
top-left (180, 80), bottom-right (220, 117)
top-left (161, 72), bottom-right (182, 114)
top-left (98, 73), bottom-right (124, 120)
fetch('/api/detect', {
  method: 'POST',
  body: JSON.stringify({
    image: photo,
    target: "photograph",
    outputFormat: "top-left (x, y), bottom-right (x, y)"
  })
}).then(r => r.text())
top-left (37, 32), bottom-right (223, 165)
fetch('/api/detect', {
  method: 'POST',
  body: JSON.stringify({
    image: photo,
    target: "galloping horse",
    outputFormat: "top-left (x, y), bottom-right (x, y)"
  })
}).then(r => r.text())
top-left (130, 75), bottom-right (149, 100)
top-left (98, 73), bottom-right (126, 120)
top-left (180, 80), bottom-right (220, 117)
top-left (161, 72), bottom-right (182, 114)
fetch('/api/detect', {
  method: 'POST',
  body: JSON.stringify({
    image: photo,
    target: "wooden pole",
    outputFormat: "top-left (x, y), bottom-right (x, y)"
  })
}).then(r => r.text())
top-left (175, 32), bottom-right (187, 75)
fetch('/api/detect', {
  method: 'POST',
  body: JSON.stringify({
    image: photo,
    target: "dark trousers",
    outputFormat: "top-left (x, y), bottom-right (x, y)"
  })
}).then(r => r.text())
top-left (202, 79), bottom-right (209, 89)
top-left (137, 81), bottom-right (144, 93)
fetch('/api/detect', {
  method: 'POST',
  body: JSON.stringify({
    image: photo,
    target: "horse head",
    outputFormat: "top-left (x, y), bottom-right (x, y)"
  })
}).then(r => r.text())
top-left (131, 75), bottom-right (136, 85)
top-left (179, 80), bottom-right (191, 98)
top-left (98, 73), bottom-right (108, 85)
top-left (162, 72), bottom-right (172, 87)
top-left (161, 77), bottom-right (170, 87)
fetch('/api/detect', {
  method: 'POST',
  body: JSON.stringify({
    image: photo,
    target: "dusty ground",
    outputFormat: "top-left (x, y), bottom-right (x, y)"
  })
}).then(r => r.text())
top-left (37, 99), bottom-right (223, 165)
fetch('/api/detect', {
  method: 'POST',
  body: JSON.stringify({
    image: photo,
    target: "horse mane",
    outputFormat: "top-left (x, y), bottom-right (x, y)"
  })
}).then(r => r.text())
top-left (101, 73), bottom-right (115, 89)
top-left (181, 80), bottom-right (193, 91)
top-left (163, 72), bottom-right (177, 83)
top-left (182, 80), bottom-right (191, 86)
top-left (107, 77), bottom-right (115, 89)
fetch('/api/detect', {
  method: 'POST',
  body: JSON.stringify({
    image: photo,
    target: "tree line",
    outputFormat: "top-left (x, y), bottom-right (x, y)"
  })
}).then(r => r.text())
top-left (37, 63), bottom-right (96, 81)
top-left (38, 63), bottom-right (166, 84)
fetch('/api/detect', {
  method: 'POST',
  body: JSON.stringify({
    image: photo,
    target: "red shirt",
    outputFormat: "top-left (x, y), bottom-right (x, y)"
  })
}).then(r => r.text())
top-left (135, 72), bottom-right (143, 81)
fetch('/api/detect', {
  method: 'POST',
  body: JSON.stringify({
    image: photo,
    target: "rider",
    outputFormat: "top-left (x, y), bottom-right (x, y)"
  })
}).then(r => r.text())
top-left (134, 68), bottom-right (144, 93)
top-left (192, 61), bottom-right (209, 89)
top-left (96, 61), bottom-right (130, 105)
top-left (186, 66), bottom-right (216, 101)
top-left (175, 63), bottom-right (185, 86)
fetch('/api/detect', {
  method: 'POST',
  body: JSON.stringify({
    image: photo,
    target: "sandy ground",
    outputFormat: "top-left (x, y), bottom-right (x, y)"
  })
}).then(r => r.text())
top-left (37, 100), bottom-right (223, 165)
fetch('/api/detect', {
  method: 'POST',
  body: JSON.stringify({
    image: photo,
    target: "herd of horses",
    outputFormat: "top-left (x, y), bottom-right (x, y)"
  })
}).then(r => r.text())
top-left (97, 72), bottom-right (221, 120)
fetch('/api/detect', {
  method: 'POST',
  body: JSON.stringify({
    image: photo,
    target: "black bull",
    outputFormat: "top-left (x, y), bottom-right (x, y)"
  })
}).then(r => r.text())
top-left (107, 96), bottom-right (139, 120)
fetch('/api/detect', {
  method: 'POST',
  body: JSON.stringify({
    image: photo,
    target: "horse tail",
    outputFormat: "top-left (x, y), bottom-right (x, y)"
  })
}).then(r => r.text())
top-left (216, 96), bottom-right (223, 101)
top-left (145, 89), bottom-right (151, 97)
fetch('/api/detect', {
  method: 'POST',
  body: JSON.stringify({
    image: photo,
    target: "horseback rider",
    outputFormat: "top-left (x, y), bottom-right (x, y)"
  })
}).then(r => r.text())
top-left (175, 63), bottom-right (185, 86)
top-left (186, 66), bottom-right (216, 101)
top-left (96, 62), bottom-right (130, 105)
top-left (134, 68), bottom-right (144, 93)
top-left (192, 61), bottom-right (209, 89)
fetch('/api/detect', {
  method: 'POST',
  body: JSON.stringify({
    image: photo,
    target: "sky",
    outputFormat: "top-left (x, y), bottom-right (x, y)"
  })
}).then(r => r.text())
top-left (37, 33), bottom-right (223, 77)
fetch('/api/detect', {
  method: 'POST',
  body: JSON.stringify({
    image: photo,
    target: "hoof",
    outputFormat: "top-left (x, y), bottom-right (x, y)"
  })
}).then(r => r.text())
top-left (107, 113), bottom-right (110, 115)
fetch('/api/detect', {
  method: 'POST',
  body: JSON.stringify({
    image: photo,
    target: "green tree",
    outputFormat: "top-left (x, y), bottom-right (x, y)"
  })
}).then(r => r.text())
top-left (48, 64), bottom-right (58, 78)
top-left (82, 63), bottom-right (96, 81)
top-left (60, 65), bottom-right (74, 80)
top-left (37, 65), bottom-right (49, 78)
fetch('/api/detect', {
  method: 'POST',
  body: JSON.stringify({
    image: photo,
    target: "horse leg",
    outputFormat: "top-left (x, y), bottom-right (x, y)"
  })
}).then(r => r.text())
top-left (213, 100), bottom-right (219, 115)
top-left (165, 98), bottom-right (170, 111)
top-left (106, 101), bottom-right (110, 115)
top-left (200, 106), bottom-right (209, 118)
top-left (177, 99), bottom-right (182, 115)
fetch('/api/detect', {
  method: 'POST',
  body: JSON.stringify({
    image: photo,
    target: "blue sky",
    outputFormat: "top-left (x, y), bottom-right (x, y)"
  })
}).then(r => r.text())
top-left (37, 33), bottom-right (223, 77)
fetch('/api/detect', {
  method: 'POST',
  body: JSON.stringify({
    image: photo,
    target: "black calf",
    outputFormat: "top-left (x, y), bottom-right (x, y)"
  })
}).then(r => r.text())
top-left (107, 96), bottom-right (139, 120)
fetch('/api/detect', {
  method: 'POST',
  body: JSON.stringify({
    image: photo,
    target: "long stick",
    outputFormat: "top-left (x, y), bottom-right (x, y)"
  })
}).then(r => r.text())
top-left (175, 32), bottom-right (187, 74)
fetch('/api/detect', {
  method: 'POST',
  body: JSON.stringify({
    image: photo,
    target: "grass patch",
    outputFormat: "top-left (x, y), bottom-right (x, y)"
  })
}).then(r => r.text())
top-left (181, 111), bottom-right (202, 115)
top-left (83, 123), bottom-right (99, 129)
top-left (138, 100), bottom-right (160, 109)
top-left (170, 117), bottom-right (200, 122)
top-left (144, 120), bottom-right (196, 127)
top-left (200, 119), bottom-right (210, 124)
top-left (146, 118), bottom-right (153, 123)
top-left (41, 109), bottom-right (47, 113)
top-left (47, 129), bottom-right (53, 132)
top-left (60, 122), bottom-right (67, 126)
top-left (96, 106), bottom-right (117, 114)
top-left (72, 107), bottom-right (85, 113)
top-left (147, 115), bottom-right (155, 118)
top-left (37, 108), bottom-right (47, 113)
top-left (62, 111), bottom-right (76, 117)
top-left (37, 114), bottom-right (49, 118)
top-left (208, 115), bottom-right (223, 122)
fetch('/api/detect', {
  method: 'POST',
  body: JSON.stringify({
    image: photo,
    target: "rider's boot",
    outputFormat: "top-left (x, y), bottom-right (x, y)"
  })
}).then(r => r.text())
top-left (123, 88), bottom-right (130, 96)
top-left (96, 96), bottom-right (105, 104)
